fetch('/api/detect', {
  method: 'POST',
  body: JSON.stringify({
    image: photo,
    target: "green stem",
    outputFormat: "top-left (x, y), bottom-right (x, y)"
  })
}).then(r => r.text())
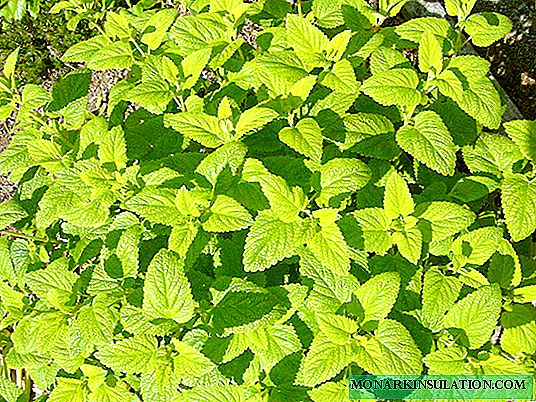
top-left (0, 230), bottom-right (50, 243)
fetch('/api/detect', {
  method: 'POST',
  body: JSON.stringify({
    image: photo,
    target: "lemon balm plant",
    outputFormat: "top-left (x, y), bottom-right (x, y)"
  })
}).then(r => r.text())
top-left (0, 0), bottom-right (535, 400)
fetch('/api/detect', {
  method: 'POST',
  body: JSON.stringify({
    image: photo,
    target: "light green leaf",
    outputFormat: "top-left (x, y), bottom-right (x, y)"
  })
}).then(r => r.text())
top-left (243, 210), bottom-right (306, 272)
top-left (501, 174), bottom-right (536, 242)
top-left (202, 195), bottom-right (253, 233)
top-left (104, 11), bottom-right (131, 39)
top-left (62, 36), bottom-right (110, 63)
top-left (242, 158), bottom-right (307, 222)
top-left (116, 225), bottom-right (142, 277)
top-left (164, 112), bottom-right (225, 148)
top-left (3, 48), bottom-right (19, 77)
top-left (309, 381), bottom-right (350, 402)
top-left (353, 319), bottom-right (422, 374)
top-left (307, 209), bottom-right (350, 275)
top-left (443, 284), bottom-right (502, 349)
top-left (353, 208), bottom-right (392, 255)
top-left (25, 258), bottom-right (77, 308)
top-left (286, 14), bottom-right (329, 70)
top-left (450, 226), bottom-right (503, 268)
top-left (98, 126), bottom-right (127, 170)
top-left (397, 111), bottom-right (457, 176)
top-left (379, 0), bottom-right (409, 17)
top-left (96, 335), bottom-right (158, 374)
top-left (501, 304), bottom-right (536, 356)
top-left (423, 345), bottom-right (470, 374)
top-left (141, 9), bottom-right (177, 50)
top-left (49, 378), bottom-right (88, 402)
top-left (143, 249), bottom-right (196, 323)
top-left (124, 187), bottom-right (183, 226)
top-left (396, 17), bottom-right (452, 42)
top-left (0, 199), bottom-right (27, 229)
top-left (86, 42), bottom-right (133, 70)
top-left (361, 68), bottom-right (421, 107)
top-left (421, 268), bottom-right (462, 331)
top-left (317, 313), bottom-right (359, 345)
top-left (463, 133), bottom-right (523, 176)
top-left (235, 107), bottom-right (278, 138)
top-left (127, 81), bottom-right (172, 115)
top-left (419, 201), bottom-right (476, 242)
top-left (295, 333), bottom-right (354, 387)
top-left (317, 158), bottom-right (371, 206)
top-left (252, 51), bottom-right (308, 96)
top-left (173, 340), bottom-right (215, 381)
top-left (419, 30), bottom-right (443, 74)
top-left (504, 119), bottom-right (536, 162)
top-left (196, 141), bottom-right (247, 186)
top-left (392, 226), bottom-right (422, 264)
top-left (321, 58), bottom-right (360, 93)
top-left (168, 222), bottom-right (198, 258)
top-left (513, 285), bottom-right (536, 303)
top-left (445, 0), bottom-right (477, 19)
top-left (354, 272), bottom-right (400, 323)
top-left (463, 13), bottom-right (512, 47)
top-left (279, 117), bottom-right (323, 161)
top-left (77, 296), bottom-right (118, 347)
top-left (384, 171), bottom-right (414, 220)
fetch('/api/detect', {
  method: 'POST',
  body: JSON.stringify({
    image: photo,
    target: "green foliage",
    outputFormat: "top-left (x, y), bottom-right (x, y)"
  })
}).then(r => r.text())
top-left (0, 0), bottom-right (535, 400)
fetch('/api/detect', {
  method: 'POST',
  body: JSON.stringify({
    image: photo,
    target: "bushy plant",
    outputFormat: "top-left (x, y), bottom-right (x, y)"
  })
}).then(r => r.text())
top-left (0, 0), bottom-right (535, 400)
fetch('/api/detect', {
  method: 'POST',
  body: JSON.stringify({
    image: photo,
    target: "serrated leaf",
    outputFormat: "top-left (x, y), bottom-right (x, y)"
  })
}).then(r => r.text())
top-left (295, 333), bottom-right (354, 387)
top-left (384, 171), bottom-right (414, 220)
top-left (196, 141), bottom-right (247, 186)
top-left (235, 107), bottom-right (278, 138)
top-left (423, 345), bottom-right (470, 374)
top-left (127, 81), bottom-right (172, 114)
top-left (124, 187), bottom-right (183, 226)
top-left (98, 126), bottom-right (127, 170)
top-left (361, 68), bottom-right (421, 107)
top-left (317, 313), bottom-right (358, 345)
top-left (392, 226), bottom-right (422, 264)
top-left (501, 174), bottom-right (536, 242)
top-left (169, 221), bottom-right (198, 257)
top-left (353, 319), bottom-right (422, 374)
top-left (504, 119), bottom-right (536, 162)
top-left (49, 378), bottom-right (88, 402)
top-left (77, 297), bottom-right (118, 347)
top-left (86, 42), bottom-right (133, 70)
top-left (173, 340), bottom-right (215, 380)
top-left (419, 201), bottom-right (476, 242)
top-left (25, 258), bottom-right (77, 307)
top-left (286, 14), bottom-right (329, 70)
top-left (317, 158), bottom-right (371, 206)
top-left (164, 112), bottom-right (225, 148)
top-left (353, 208), bottom-right (392, 255)
top-left (450, 226), bottom-right (503, 268)
top-left (0, 199), bottom-right (27, 229)
top-left (354, 272), bottom-right (400, 323)
top-left (445, 0), bottom-right (477, 19)
top-left (141, 9), bottom-right (177, 50)
top-left (62, 36), bottom-right (110, 63)
top-left (464, 12), bottom-right (512, 47)
top-left (242, 158), bottom-right (307, 222)
top-left (501, 304), bottom-right (536, 356)
top-left (96, 335), bottom-right (158, 374)
top-left (443, 285), bottom-right (502, 349)
top-left (243, 210), bottom-right (305, 272)
top-left (143, 249), bottom-right (196, 323)
top-left (421, 268), bottom-right (462, 331)
top-left (397, 111), bottom-right (457, 176)
top-left (279, 118), bottom-right (323, 161)
top-left (462, 133), bottom-right (523, 176)
top-left (307, 209), bottom-right (350, 275)
top-left (419, 30), bottom-right (443, 74)
top-left (202, 195), bottom-right (253, 233)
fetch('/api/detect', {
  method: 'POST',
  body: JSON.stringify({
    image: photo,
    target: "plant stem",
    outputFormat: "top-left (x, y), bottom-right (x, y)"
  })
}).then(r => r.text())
top-left (0, 230), bottom-right (49, 243)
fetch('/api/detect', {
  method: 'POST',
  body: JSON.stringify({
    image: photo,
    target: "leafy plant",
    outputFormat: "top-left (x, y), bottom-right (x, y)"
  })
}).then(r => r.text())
top-left (0, 0), bottom-right (535, 400)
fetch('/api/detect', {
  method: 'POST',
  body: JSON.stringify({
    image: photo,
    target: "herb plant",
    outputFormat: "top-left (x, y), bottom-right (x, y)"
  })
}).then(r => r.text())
top-left (0, 0), bottom-right (535, 400)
